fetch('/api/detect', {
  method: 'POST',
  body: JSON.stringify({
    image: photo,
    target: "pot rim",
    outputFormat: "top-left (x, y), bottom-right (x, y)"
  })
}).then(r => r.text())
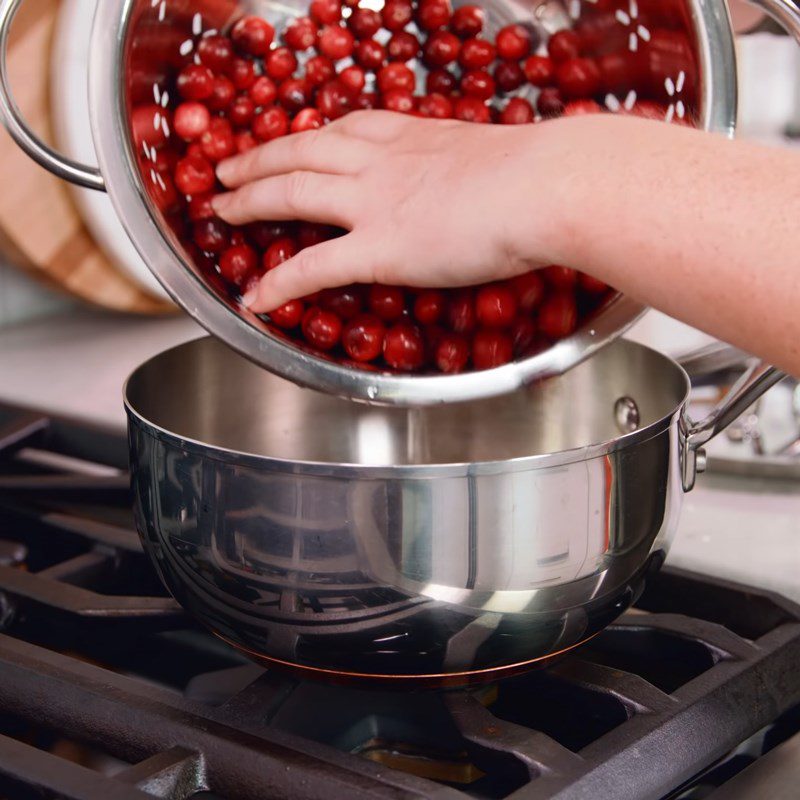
top-left (89, 0), bottom-right (736, 406)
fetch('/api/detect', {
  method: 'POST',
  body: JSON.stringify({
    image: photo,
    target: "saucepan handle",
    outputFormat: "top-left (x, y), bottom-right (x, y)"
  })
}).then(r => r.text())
top-left (0, 0), bottom-right (105, 191)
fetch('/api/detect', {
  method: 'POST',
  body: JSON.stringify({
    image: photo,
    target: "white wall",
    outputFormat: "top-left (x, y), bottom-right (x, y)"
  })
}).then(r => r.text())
top-left (0, 260), bottom-right (76, 328)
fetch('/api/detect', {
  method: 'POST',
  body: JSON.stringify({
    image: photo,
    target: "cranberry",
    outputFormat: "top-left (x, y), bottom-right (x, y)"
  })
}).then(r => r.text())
top-left (318, 25), bottom-right (355, 60)
top-left (343, 314), bottom-right (385, 361)
top-left (303, 56), bottom-right (333, 88)
top-left (354, 39), bottom-right (387, 69)
top-left (174, 154), bottom-right (215, 195)
top-left (382, 0), bottom-right (414, 31)
top-left (200, 118), bottom-right (236, 162)
top-left (339, 65), bottom-right (366, 95)
top-left (280, 17), bottom-right (315, 51)
top-left (146, 172), bottom-right (178, 212)
top-left (349, 7), bottom-right (382, 38)
top-left (375, 64), bottom-right (414, 95)
top-left (523, 55), bottom-right (555, 87)
top-left (229, 57), bottom-right (257, 91)
top-left (278, 78), bottom-right (311, 112)
top-left (388, 31), bottom-right (420, 62)
top-left (511, 316), bottom-right (538, 356)
top-left (383, 323), bottom-right (425, 370)
top-left (131, 104), bottom-right (170, 148)
top-left (193, 218), bottom-right (230, 253)
top-left (207, 76), bottom-right (236, 111)
top-left (174, 102), bottom-right (211, 141)
top-left (418, 92), bottom-right (453, 118)
top-left (447, 290), bottom-right (476, 333)
top-left (413, 290), bottom-right (445, 324)
top-left (309, 0), bottom-right (342, 25)
top-left (249, 222), bottom-right (292, 249)
top-left (316, 79), bottom-right (354, 120)
top-left (368, 284), bottom-right (406, 321)
top-left (263, 237), bottom-right (298, 271)
top-left (266, 48), bottom-right (298, 82)
top-left (302, 307), bottom-right (343, 351)
top-left (426, 69), bottom-right (457, 94)
top-left (253, 107), bottom-right (290, 141)
top-left (417, 0), bottom-right (452, 31)
top-left (493, 61), bottom-right (525, 93)
top-left (320, 286), bottom-right (364, 319)
top-left (453, 96), bottom-right (491, 123)
top-left (185, 143), bottom-right (203, 161)
top-left (563, 99), bottom-right (602, 116)
top-left (579, 273), bottom-right (609, 293)
top-left (458, 38), bottom-right (494, 69)
top-left (598, 51), bottom-right (643, 95)
top-left (511, 271), bottom-right (545, 312)
top-left (250, 76), bottom-right (278, 107)
top-left (271, 300), bottom-right (305, 328)
top-left (297, 222), bottom-right (333, 248)
top-left (291, 107), bottom-right (324, 132)
top-left (231, 16), bottom-right (275, 56)
top-left (451, 5), bottom-right (484, 38)
top-left (177, 64), bottom-right (215, 101)
top-left (423, 31), bottom-right (461, 67)
top-left (473, 329), bottom-right (513, 369)
top-left (644, 31), bottom-right (696, 105)
top-left (548, 30), bottom-right (581, 62)
top-left (236, 131), bottom-right (258, 153)
top-left (198, 35), bottom-right (234, 71)
top-left (538, 292), bottom-right (578, 339)
top-left (542, 266), bottom-right (578, 289)
top-left (461, 69), bottom-right (495, 100)
top-left (557, 57), bottom-right (601, 99)
top-left (229, 95), bottom-right (256, 127)
top-left (499, 97), bottom-right (535, 124)
top-left (382, 90), bottom-right (415, 112)
top-left (355, 92), bottom-right (379, 109)
top-left (496, 24), bottom-right (531, 60)
top-left (537, 86), bottom-right (564, 117)
top-left (219, 244), bottom-right (258, 286)
top-left (188, 193), bottom-right (216, 221)
top-left (435, 333), bottom-right (470, 373)
top-left (476, 284), bottom-right (517, 327)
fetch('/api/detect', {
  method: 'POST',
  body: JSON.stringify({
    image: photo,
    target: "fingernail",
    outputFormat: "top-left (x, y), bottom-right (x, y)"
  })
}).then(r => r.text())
top-left (242, 288), bottom-right (259, 308)
top-left (211, 193), bottom-right (228, 214)
top-left (216, 161), bottom-right (232, 185)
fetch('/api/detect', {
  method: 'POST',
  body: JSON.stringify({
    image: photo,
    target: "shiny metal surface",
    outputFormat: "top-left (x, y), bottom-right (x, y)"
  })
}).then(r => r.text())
top-left (125, 337), bottom-right (776, 682)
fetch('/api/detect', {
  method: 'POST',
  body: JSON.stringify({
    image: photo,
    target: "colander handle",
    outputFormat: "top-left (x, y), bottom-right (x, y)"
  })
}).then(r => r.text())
top-left (0, 0), bottom-right (105, 191)
top-left (747, 0), bottom-right (800, 41)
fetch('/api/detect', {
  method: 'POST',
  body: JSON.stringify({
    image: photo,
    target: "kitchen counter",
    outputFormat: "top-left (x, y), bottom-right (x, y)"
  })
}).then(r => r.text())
top-left (1, 310), bottom-right (798, 603)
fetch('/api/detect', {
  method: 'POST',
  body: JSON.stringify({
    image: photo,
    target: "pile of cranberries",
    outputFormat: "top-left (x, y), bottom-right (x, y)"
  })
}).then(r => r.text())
top-left (130, 0), bottom-right (697, 374)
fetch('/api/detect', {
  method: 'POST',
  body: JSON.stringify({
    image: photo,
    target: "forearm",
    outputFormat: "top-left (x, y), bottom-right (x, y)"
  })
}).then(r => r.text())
top-left (529, 116), bottom-right (800, 375)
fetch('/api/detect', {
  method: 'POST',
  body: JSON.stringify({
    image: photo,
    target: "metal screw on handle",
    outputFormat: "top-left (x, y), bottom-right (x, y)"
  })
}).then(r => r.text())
top-left (0, 0), bottom-right (105, 191)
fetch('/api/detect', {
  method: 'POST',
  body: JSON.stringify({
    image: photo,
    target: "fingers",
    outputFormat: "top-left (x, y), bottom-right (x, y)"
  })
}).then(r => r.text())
top-left (326, 109), bottom-right (413, 142)
top-left (243, 234), bottom-right (374, 312)
top-left (213, 172), bottom-right (357, 227)
top-left (216, 130), bottom-right (376, 189)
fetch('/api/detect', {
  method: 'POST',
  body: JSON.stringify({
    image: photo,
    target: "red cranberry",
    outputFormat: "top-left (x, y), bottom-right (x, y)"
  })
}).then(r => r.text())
top-left (263, 237), bottom-right (298, 270)
top-left (207, 76), bottom-right (236, 111)
top-left (423, 30), bottom-right (461, 67)
top-left (193, 218), bottom-right (230, 253)
top-left (418, 93), bottom-right (453, 118)
top-left (297, 222), bottom-right (334, 248)
top-left (644, 30), bottom-right (696, 105)
top-left (377, 63), bottom-right (416, 94)
top-left (198, 35), bottom-right (234, 71)
top-left (320, 286), bottom-right (364, 319)
top-left (355, 92), bottom-right (379, 109)
top-left (383, 323), bottom-right (425, 370)
top-left (219, 244), bottom-right (258, 286)
top-left (458, 38), bottom-right (494, 69)
top-left (368, 284), bottom-right (406, 321)
top-left (496, 24), bottom-right (531, 60)
top-left (451, 5), bottom-right (484, 38)
top-left (250, 76), bottom-right (278, 107)
top-left (229, 57), bottom-right (257, 91)
top-left (435, 333), bottom-right (470, 373)
top-left (538, 292), bottom-right (578, 339)
top-left (473, 329), bottom-right (513, 369)
top-left (266, 48), bottom-right (298, 82)
top-left (174, 102), bottom-right (211, 141)
top-left (236, 131), bottom-right (258, 153)
top-left (229, 95), bottom-right (256, 127)
top-left (309, 0), bottom-right (342, 25)
top-left (231, 16), bottom-right (275, 57)
top-left (499, 97), bottom-right (535, 124)
top-left (494, 60), bottom-right (525, 92)
top-left (537, 87), bottom-right (564, 117)
top-left (476, 284), bottom-right (517, 327)
top-left (349, 7), bottom-right (382, 38)
top-left (253, 107), bottom-right (290, 141)
top-left (557, 57), bottom-right (601, 99)
top-left (306, 55), bottom-right (336, 86)
top-left (248, 222), bottom-right (291, 249)
top-left (511, 271), bottom-right (545, 312)
top-left (339, 65), bottom-right (366, 95)
top-left (175, 154), bottom-right (215, 195)
top-left (271, 300), bottom-right (305, 328)
top-left (388, 31), bottom-right (420, 62)
top-left (563, 99), bottom-right (602, 116)
top-left (316, 79), bottom-right (354, 120)
top-left (278, 78), bottom-right (311, 112)
top-left (511, 316), bottom-right (538, 356)
top-left (426, 68), bottom-right (457, 94)
top-left (318, 25), bottom-right (355, 60)
top-left (177, 64), bottom-right (215, 101)
top-left (284, 16), bottom-right (318, 50)
top-left (523, 55), bottom-right (555, 87)
top-left (447, 290), bottom-right (476, 333)
top-left (413, 290), bottom-right (445, 324)
top-left (598, 51), bottom-right (643, 94)
top-left (542, 266), bottom-right (578, 288)
top-left (548, 29), bottom-right (581, 62)
top-left (383, 88), bottom-right (416, 113)
top-left (453, 96), bottom-right (491, 123)
top-left (461, 69), bottom-right (495, 100)
top-left (185, 143), bottom-right (203, 161)
top-left (343, 314), bottom-right (385, 361)
top-left (131, 104), bottom-right (170, 148)
top-left (291, 107), bottom-right (324, 132)
top-left (302, 307), bottom-right (343, 351)
top-left (382, 0), bottom-right (414, 31)
top-left (188, 193), bottom-right (216, 221)
top-left (579, 272), bottom-right (609, 293)
top-left (417, 0), bottom-right (452, 31)
top-left (200, 118), bottom-right (236, 162)
top-left (354, 39), bottom-right (387, 69)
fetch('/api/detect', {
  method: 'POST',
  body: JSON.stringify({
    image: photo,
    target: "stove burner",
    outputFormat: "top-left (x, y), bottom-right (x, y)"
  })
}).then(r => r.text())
top-left (1, 402), bottom-right (799, 799)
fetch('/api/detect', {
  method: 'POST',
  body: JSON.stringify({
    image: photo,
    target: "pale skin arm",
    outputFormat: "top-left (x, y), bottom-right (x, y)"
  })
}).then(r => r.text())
top-left (212, 112), bottom-right (800, 377)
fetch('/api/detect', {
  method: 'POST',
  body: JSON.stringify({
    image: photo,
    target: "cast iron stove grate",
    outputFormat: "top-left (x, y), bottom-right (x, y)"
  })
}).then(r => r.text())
top-left (0, 402), bottom-right (799, 800)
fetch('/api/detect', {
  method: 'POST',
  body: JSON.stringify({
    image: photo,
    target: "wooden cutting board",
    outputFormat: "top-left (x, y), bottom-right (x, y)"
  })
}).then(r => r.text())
top-left (0, 0), bottom-right (174, 314)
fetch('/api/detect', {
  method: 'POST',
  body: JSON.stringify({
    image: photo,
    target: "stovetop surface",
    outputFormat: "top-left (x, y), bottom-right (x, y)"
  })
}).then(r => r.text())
top-left (1, 401), bottom-right (799, 800)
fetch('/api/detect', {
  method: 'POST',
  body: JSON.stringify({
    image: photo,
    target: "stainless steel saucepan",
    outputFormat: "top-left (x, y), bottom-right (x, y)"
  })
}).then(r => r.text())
top-left (126, 337), bottom-right (783, 685)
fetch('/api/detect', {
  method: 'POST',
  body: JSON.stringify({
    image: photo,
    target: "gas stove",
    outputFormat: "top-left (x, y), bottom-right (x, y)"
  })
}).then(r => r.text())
top-left (1, 400), bottom-right (800, 800)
